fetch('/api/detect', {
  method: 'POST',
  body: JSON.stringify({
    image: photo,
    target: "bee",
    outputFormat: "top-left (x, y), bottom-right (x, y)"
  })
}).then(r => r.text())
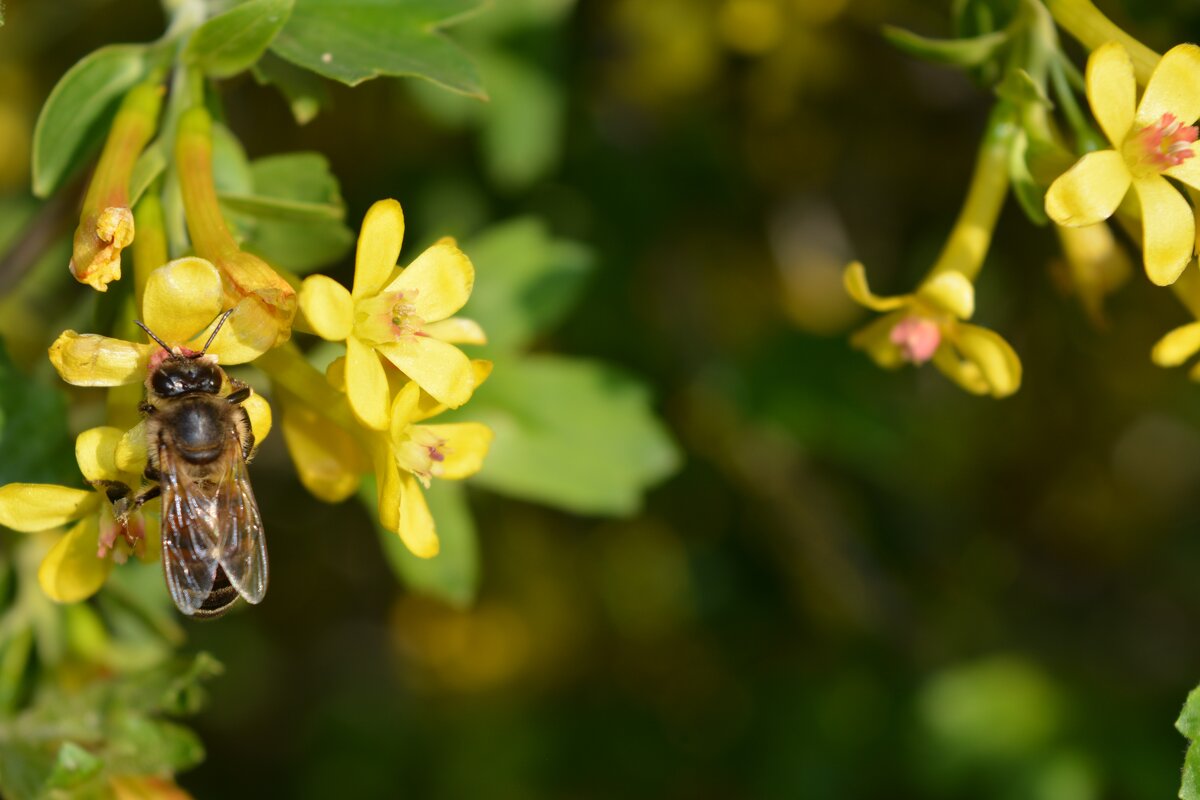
top-left (124, 310), bottom-right (269, 618)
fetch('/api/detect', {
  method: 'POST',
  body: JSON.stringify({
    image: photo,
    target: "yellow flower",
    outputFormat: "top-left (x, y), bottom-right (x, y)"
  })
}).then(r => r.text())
top-left (372, 380), bottom-right (494, 558)
top-left (49, 257), bottom-right (276, 386)
top-left (1045, 42), bottom-right (1200, 286)
top-left (0, 428), bottom-right (156, 603)
top-left (844, 262), bottom-right (1022, 398)
top-left (1052, 221), bottom-right (1132, 326)
top-left (298, 199), bottom-right (485, 430)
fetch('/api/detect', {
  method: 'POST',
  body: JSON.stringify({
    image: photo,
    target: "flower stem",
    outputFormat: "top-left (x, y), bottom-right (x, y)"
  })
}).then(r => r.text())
top-left (1043, 0), bottom-right (1159, 83)
top-left (927, 106), bottom-right (1016, 282)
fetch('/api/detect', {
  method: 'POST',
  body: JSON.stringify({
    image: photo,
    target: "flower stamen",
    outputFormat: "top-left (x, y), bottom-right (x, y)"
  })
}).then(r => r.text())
top-left (1132, 113), bottom-right (1199, 171)
top-left (890, 317), bottom-right (941, 364)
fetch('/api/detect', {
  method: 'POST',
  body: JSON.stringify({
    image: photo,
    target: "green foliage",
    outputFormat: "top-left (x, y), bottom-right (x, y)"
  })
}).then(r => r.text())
top-left (270, 0), bottom-right (487, 96)
top-left (378, 481), bottom-right (478, 608)
top-left (1178, 686), bottom-right (1200, 799)
top-left (0, 339), bottom-right (74, 486)
top-left (221, 152), bottom-right (355, 273)
top-left (252, 53), bottom-right (329, 125)
top-left (31, 45), bottom-right (153, 198)
top-left (185, 0), bottom-right (295, 79)
top-left (881, 25), bottom-right (1010, 68)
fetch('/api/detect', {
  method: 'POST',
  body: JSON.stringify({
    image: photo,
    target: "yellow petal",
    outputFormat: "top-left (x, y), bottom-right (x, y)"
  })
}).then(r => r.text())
top-left (326, 356), bottom-right (347, 391)
top-left (930, 345), bottom-right (991, 395)
top-left (0, 484), bottom-right (97, 532)
top-left (1134, 175), bottom-right (1195, 286)
top-left (842, 261), bottom-right (909, 311)
top-left (279, 393), bottom-right (367, 502)
top-left (422, 316), bottom-right (487, 345)
top-left (242, 391), bottom-right (273, 444)
top-left (116, 422), bottom-right (149, 476)
top-left (385, 238), bottom-right (474, 322)
top-left (421, 422), bottom-right (494, 479)
top-left (1086, 41), bottom-right (1136, 146)
top-left (75, 426), bottom-right (125, 483)
top-left (1044, 150), bottom-right (1131, 227)
top-left (1136, 43), bottom-right (1200, 129)
top-left (849, 311), bottom-right (906, 369)
top-left (376, 336), bottom-right (474, 409)
top-left (1164, 144), bottom-right (1200, 190)
top-left (398, 472), bottom-right (439, 558)
top-left (412, 359), bottom-right (494, 422)
top-left (199, 294), bottom-right (281, 364)
top-left (345, 336), bottom-right (391, 430)
top-left (299, 275), bottom-right (354, 341)
top-left (1152, 321), bottom-right (1200, 366)
top-left (915, 271), bottom-right (975, 319)
top-left (49, 331), bottom-right (149, 387)
top-left (953, 323), bottom-right (1022, 398)
top-left (390, 380), bottom-right (422, 437)
top-left (354, 198), bottom-right (405, 299)
top-left (374, 438), bottom-right (403, 533)
top-left (38, 516), bottom-right (112, 603)
top-left (141, 258), bottom-right (224, 347)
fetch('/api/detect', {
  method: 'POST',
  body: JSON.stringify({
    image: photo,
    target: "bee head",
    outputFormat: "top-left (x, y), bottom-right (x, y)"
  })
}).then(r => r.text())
top-left (137, 310), bottom-right (232, 398)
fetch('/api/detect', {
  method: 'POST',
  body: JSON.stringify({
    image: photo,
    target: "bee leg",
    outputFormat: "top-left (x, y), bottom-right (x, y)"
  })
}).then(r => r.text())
top-left (143, 465), bottom-right (161, 482)
top-left (130, 484), bottom-right (161, 509)
top-left (226, 386), bottom-right (252, 404)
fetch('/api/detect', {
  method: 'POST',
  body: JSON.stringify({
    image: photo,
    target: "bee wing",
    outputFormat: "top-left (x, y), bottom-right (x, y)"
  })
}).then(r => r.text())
top-left (159, 443), bottom-right (220, 616)
top-left (215, 434), bottom-right (268, 605)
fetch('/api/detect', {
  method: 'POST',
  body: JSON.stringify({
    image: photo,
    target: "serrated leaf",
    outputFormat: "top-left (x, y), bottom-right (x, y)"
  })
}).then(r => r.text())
top-left (185, 0), bottom-right (295, 79)
top-left (465, 356), bottom-right (680, 515)
top-left (253, 51), bottom-right (330, 125)
top-left (271, 0), bottom-right (488, 97)
top-left (462, 218), bottom-right (593, 353)
top-left (32, 45), bottom-right (148, 197)
top-left (882, 24), bottom-right (1008, 68)
top-left (376, 480), bottom-right (479, 607)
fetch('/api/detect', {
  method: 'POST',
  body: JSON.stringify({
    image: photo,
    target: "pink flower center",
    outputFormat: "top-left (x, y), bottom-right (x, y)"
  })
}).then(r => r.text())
top-left (1134, 113), bottom-right (1198, 170)
top-left (889, 317), bottom-right (941, 364)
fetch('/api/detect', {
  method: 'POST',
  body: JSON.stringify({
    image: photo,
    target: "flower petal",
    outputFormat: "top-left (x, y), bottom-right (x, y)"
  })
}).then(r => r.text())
top-left (242, 391), bottom-right (273, 444)
top-left (421, 317), bottom-right (487, 345)
top-left (952, 323), bottom-right (1022, 398)
top-left (1136, 43), bottom-right (1200, 129)
top-left (1087, 41), bottom-right (1136, 146)
top-left (1164, 143), bottom-right (1200, 189)
top-left (75, 427), bottom-right (125, 483)
top-left (412, 359), bottom-right (494, 422)
top-left (141, 258), bottom-right (224, 347)
top-left (1134, 175), bottom-right (1195, 286)
top-left (346, 336), bottom-right (391, 430)
top-left (390, 380), bottom-right (422, 437)
top-left (354, 199), bottom-right (405, 299)
top-left (930, 345), bottom-right (991, 395)
top-left (0, 484), bottom-right (97, 531)
top-left (842, 261), bottom-right (908, 311)
top-left (200, 294), bottom-right (282, 364)
top-left (849, 311), bottom-right (907, 369)
top-left (398, 472), bottom-right (439, 558)
top-left (1152, 321), bottom-right (1200, 366)
top-left (376, 336), bottom-right (474, 409)
top-left (916, 271), bottom-right (975, 319)
top-left (385, 238), bottom-right (474, 322)
top-left (49, 331), bottom-right (149, 387)
top-left (1044, 150), bottom-right (1131, 227)
top-left (279, 392), bottom-right (367, 502)
top-left (116, 422), bottom-right (149, 477)
top-left (421, 422), bottom-right (494, 479)
top-left (38, 516), bottom-right (112, 603)
top-left (299, 275), bottom-right (354, 342)
top-left (374, 439), bottom-right (402, 533)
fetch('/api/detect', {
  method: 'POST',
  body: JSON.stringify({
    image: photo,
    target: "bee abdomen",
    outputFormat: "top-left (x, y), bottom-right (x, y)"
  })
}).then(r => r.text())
top-left (192, 567), bottom-right (240, 619)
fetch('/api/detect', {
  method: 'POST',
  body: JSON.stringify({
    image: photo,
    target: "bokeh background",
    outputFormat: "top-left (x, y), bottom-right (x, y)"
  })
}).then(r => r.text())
top-left (8, 0), bottom-right (1200, 797)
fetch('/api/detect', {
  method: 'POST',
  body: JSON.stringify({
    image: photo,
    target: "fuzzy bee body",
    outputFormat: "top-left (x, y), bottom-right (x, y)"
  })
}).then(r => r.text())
top-left (132, 316), bottom-right (269, 619)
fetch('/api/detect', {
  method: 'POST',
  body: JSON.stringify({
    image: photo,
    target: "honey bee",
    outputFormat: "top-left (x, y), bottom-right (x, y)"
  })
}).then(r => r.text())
top-left (124, 310), bottom-right (269, 618)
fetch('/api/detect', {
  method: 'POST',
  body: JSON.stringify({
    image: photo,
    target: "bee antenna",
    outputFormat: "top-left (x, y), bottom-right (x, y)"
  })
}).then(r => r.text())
top-left (135, 321), bottom-right (173, 354)
top-left (200, 309), bottom-right (234, 355)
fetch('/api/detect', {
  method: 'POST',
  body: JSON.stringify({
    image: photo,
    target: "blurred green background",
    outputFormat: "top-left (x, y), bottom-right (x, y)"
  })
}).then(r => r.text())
top-left (9, 0), bottom-right (1200, 797)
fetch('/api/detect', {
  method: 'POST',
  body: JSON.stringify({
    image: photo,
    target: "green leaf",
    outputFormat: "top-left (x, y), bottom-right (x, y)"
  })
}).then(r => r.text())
top-left (43, 742), bottom-right (103, 790)
top-left (252, 51), bottom-right (330, 125)
top-left (377, 480), bottom-right (479, 607)
top-left (32, 45), bottom-right (148, 197)
top-left (271, 0), bottom-right (488, 97)
top-left (222, 153), bottom-right (354, 273)
top-left (1183, 684), bottom-right (1200, 799)
top-left (462, 218), bottom-right (594, 353)
top-left (465, 356), bottom-right (680, 515)
top-left (0, 338), bottom-right (75, 485)
top-left (881, 24), bottom-right (1008, 68)
top-left (1009, 130), bottom-right (1048, 226)
top-left (185, 0), bottom-right (295, 79)
top-left (1179, 684), bottom-right (1200, 740)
